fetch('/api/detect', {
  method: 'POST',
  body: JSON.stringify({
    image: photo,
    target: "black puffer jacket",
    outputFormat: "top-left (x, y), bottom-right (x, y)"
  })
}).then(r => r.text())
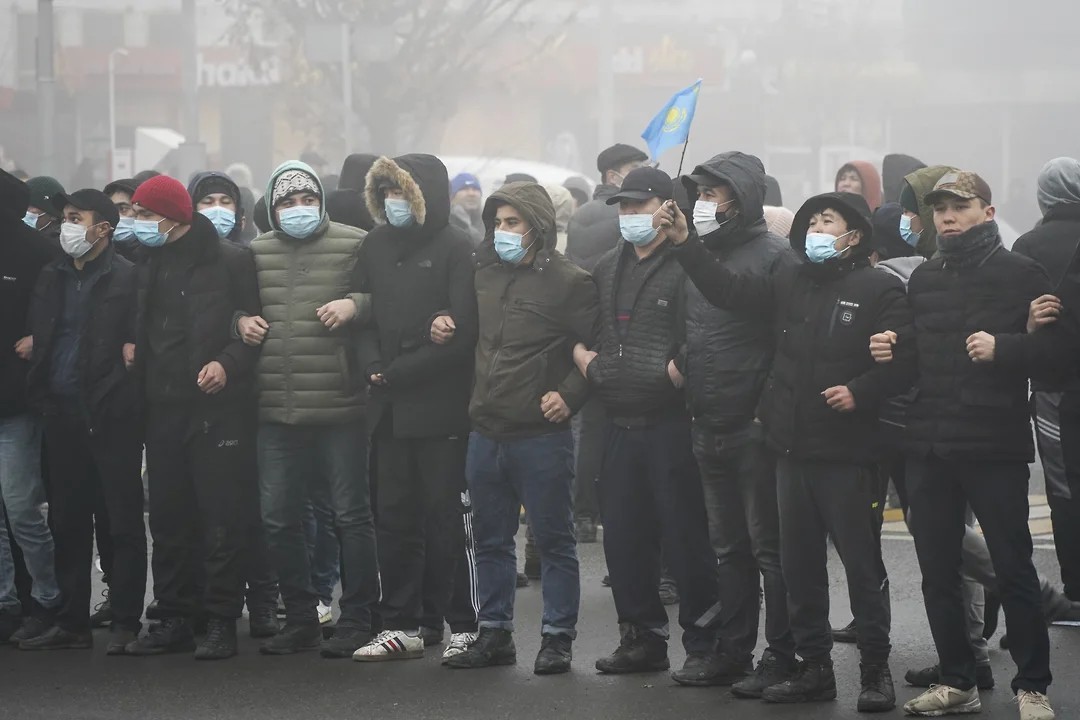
top-left (677, 191), bottom-right (916, 463)
top-left (679, 152), bottom-right (797, 431)
top-left (566, 184), bottom-right (619, 272)
top-left (357, 154), bottom-right (478, 439)
top-left (587, 241), bottom-right (686, 418)
top-left (27, 245), bottom-right (139, 433)
top-left (1012, 204), bottom-right (1080, 287)
top-left (907, 226), bottom-right (1052, 462)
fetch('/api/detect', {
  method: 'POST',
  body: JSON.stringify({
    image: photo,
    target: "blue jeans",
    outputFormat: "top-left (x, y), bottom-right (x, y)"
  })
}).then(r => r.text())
top-left (257, 422), bottom-right (376, 629)
top-left (467, 430), bottom-right (579, 638)
top-left (302, 492), bottom-right (340, 606)
top-left (0, 414), bottom-right (61, 611)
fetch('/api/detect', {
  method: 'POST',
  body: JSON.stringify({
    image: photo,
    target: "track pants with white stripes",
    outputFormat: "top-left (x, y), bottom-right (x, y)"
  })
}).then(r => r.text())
top-left (423, 493), bottom-right (479, 634)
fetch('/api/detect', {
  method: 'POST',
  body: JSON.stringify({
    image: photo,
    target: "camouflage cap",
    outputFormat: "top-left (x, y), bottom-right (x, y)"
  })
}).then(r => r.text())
top-left (924, 170), bottom-right (992, 206)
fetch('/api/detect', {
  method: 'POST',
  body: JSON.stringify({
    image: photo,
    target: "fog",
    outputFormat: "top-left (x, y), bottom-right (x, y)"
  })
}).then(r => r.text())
top-left (1, 0), bottom-right (1076, 230)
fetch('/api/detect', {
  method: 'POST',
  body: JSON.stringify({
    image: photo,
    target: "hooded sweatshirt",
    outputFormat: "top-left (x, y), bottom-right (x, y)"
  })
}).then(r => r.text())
top-left (871, 202), bottom-right (918, 262)
top-left (836, 161), bottom-right (883, 212)
top-left (187, 171), bottom-right (245, 244)
top-left (469, 182), bottom-right (600, 440)
top-left (902, 165), bottom-right (959, 259)
top-left (247, 160), bottom-right (372, 425)
top-left (546, 183), bottom-right (574, 254)
top-left (882, 154), bottom-right (926, 205)
top-left (355, 154), bottom-right (478, 438)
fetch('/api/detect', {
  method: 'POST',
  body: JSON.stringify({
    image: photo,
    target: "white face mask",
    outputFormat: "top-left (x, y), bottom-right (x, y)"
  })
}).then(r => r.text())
top-left (60, 221), bottom-right (100, 259)
top-left (693, 201), bottom-right (721, 235)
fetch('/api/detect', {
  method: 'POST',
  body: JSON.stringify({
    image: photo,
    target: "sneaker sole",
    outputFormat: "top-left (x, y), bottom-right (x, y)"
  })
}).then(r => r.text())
top-left (259, 642), bottom-right (321, 656)
top-left (672, 674), bottom-right (749, 688)
top-left (595, 660), bottom-right (671, 675)
top-left (761, 689), bottom-right (838, 704)
top-left (902, 699), bottom-right (981, 717)
top-left (194, 650), bottom-right (238, 661)
top-left (445, 655), bottom-right (517, 669)
top-left (353, 649), bottom-right (424, 662)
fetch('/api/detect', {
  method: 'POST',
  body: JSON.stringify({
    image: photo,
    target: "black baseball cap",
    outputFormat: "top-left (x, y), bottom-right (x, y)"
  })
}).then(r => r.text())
top-left (53, 189), bottom-right (120, 227)
top-left (606, 167), bottom-right (674, 205)
top-left (104, 179), bottom-right (138, 197)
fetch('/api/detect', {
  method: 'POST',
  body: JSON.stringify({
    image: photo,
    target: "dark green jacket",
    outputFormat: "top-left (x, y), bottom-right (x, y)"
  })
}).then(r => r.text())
top-left (469, 182), bottom-right (600, 439)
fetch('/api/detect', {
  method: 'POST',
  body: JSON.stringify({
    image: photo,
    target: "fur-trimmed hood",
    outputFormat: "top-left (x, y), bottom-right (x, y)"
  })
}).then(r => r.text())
top-left (364, 154), bottom-right (451, 234)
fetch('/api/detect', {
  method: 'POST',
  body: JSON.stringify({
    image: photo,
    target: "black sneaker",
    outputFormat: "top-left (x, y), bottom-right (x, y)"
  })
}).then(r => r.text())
top-left (534, 633), bottom-right (572, 675)
top-left (982, 591), bottom-right (1000, 639)
top-left (89, 590), bottom-right (113, 629)
top-left (671, 651), bottom-right (751, 687)
top-left (125, 618), bottom-right (196, 656)
top-left (320, 626), bottom-right (372, 659)
top-left (259, 622), bottom-right (322, 655)
top-left (904, 663), bottom-right (995, 690)
top-left (601, 575), bottom-right (611, 587)
top-left (18, 625), bottom-right (93, 651)
top-left (761, 659), bottom-right (837, 704)
top-left (516, 572), bottom-right (530, 588)
top-left (857, 663), bottom-right (896, 713)
top-left (195, 618), bottom-right (238, 660)
top-left (0, 609), bottom-right (21, 642)
top-left (575, 517), bottom-right (598, 544)
top-left (145, 599), bottom-right (165, 621)
top-left (831, 619), bottom-right (857, 644)
top-left (107, 627), bottom-right (138, 656)
top-left (732, 649), bottom-right (798, 699)
top-left (595, 624), bottom-right (669, 674)
top-left (658, 578), bottom-right (680, 607)
top-left (420, 626), bottom-right (445, 647)
top-left (9, 614), bottom-right (52, 644)
top-left (248, 605), bottom-right (280, 639)
top-left (444, 627), bottom-right (517, 669)
top-left (524, 555), bottom-right (541, 580)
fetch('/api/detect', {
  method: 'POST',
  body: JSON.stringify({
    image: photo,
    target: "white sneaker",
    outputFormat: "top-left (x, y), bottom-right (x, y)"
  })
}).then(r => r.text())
top-left (317, 602), bottom-right (333, 625)
top-left (441, 632), bottom-right (478, 663)
top-left (352, 630), bottom-right (424, 662)
top-left (1017, 690), bottom-right (1055, 720)
top-left (903, 685), bottom-right (981, 716)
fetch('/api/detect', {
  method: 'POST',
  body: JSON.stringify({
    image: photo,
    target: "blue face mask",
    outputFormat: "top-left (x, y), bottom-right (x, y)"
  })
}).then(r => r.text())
top-left (384, 198), bottom-right (415, 228)
top-left (23, 211), bottom-right (41, 229)
top-left (619, 213), bottom-right (659, 247)
top-left (804, 230), bottom-right (854, 264)
top-left (134, 218), bottom-right (173, 248)
top-left (494, 229), bottom-right (533, 264)
top-left (899, 214), bottom-right (920, 247)
top-left (113, 216), bottom-right (136, 244)
top-left (200, 205), bottom-right (236, 239)
top-left (278, 205), bottom-right (321, 239)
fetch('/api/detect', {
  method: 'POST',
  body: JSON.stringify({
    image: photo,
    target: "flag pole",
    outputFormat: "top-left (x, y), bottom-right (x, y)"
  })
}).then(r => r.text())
top-left (675, 130), bottom-right (691, 178)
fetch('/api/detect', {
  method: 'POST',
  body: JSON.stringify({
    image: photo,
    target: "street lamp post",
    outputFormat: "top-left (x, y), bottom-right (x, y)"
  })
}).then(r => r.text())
top-left (108, 48), bottom-right (129, 181)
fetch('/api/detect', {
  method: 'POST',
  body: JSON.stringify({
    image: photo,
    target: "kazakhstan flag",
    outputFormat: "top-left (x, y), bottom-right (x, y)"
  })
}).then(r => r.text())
top-left (641, 79), bottom-right (702, 161)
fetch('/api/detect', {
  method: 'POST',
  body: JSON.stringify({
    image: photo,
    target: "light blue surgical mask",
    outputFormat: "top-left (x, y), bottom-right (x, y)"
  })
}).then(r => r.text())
top-left (278, 205), bottom-right (321, 239)
top-left (805, 230), bottom-right (854, 264)
top-left (494, 229), bottom-right (533, 264)
top-left (619, 213), bottom-right (659, 247)
top-left (200, 205), bottom-right (236, 239)
top-left (134, 217), bottom-right (173, 248)
top-left (384, 198), bottom-right (415, 228)
top-left (113, 216), bottom-right (136, 244)
top-left (899, 214), bottom-right (920, 247)
top-left (23, 210), bottom-right (41, 229)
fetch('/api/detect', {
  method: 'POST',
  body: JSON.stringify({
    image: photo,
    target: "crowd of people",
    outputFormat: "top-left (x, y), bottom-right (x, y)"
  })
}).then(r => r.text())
top-left (2, 141), bottom-right (1080, 720)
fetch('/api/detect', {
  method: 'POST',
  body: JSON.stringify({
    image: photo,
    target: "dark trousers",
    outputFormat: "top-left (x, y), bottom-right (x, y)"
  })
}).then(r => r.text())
top-left (1049, 492), bottom-right (1080, 601)
top-left (146, 404), bottom-right (257, 620)
top-left (373, 421), bottom-right (467, 631)
top-left (45, 412), bottom-right (145, 632)
top-left (776, 458), bottom-right (891, 665)
top-left (572, 399), bottom-right (603, 522)
top-left (694, 422), bottom-right (794, 662)
top-left (599, 417), bottom-right (718, 653)
top-left (93, 486), bottom-right (114, 586)
top-left (244, 523), bottom-right (278, 611)
top-left (907, 456), bottom-right (1051, 694)
top-left (422, 496), bottom-right (479, 634)
top-left (1033, 391), bottom-right (1080, 602)
top-left (258, 421), bottom-right (376, 629)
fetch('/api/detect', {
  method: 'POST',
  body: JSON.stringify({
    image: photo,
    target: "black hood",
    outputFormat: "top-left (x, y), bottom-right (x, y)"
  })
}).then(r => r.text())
top-left (187, 171), bottom-right (244, 242)
top-left (339, 153), bottom-right (379, 192)
top-left (252, 195), bottom-right (271, 234)
top-left (871, 202), bottom-right (916, 260)
top-left (882, 154), bottom-right (926, 204)
top-left (326, 189), bottom-right (375, 232)
top-left (790, 191), bottom-right (874, 262)
top-left (764, 174), bottom-right (783, 206)
top-left (682, 151), bottom-right (768, 232)
top-left (0, 168), bottom-right (30, 224)
top-left (364, 154), bottom-right (451, 235)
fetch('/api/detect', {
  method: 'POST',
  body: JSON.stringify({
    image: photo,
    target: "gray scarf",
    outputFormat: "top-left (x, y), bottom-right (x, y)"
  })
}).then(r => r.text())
top-left (937, 220), bottom-right (1001, 269)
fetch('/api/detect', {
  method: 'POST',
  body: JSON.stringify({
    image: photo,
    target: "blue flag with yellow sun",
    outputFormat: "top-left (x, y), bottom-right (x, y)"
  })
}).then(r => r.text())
top-left (641, 79), bottom-right (702, 162)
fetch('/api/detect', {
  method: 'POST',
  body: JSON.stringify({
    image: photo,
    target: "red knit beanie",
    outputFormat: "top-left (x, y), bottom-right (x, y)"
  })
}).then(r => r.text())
top-left (132, 175), bottom-right (194, 223)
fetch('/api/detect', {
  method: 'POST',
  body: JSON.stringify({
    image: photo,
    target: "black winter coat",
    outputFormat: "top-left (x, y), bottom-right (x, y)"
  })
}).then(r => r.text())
top-left (588, 241), bottom-right (686, 419)
top-left (566, 185), bottom-right (619, 272)
top-left (907, 242), bottom-right (1051, 462)
top-left (357, 154), bottom-right (478, 439)
top-left (134, 213), bottom-right (262, 420)
top-left (27, 246), bottom-right (139, 433)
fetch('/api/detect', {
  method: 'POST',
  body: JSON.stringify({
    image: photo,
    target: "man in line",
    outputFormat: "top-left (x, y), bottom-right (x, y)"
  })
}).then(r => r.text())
top-left (349, 154), bottom-right (478, 662)
top-left (572, 167), bottom-right (718, 678)
top-left (104, 179), bottom-right (140, 263)
top-left (20, 190), bottom-right (145, 654)
top-left (449, 172), bottom-right (485, 245)
top-left (437, 180), bottom-right (599, 675)
top-left (0, 168), bottom-right (60, 644)
top-left (125, 175), bottom-right (263, 660)
top-left (24, 176), bottom-right (65, 259)
top-left (236, 160), bottom-right (378, 660)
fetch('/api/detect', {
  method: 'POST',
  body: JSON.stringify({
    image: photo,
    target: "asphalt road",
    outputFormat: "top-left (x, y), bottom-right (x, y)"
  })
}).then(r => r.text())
top-left (1, 508), bottom-right (1076, 720)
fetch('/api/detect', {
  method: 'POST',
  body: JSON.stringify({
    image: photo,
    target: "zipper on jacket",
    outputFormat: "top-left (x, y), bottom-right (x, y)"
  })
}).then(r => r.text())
top-left (486, 273), bottom-right (518, 399)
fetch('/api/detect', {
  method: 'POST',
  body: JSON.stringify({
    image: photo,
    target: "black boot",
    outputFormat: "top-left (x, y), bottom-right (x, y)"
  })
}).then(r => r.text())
top-left (761, 659), bottom-right (837, 703)
top-left (595, 624), bottom-right (669, 674)
top-left (445, 627), bottom-right (517, 669)
top-left (831, 619), bottom-right (857, 644)
top-left (259, 622), bottom-right (322, 655)
top-left (125, 618), bottom-right (197, 656)
top-left (732, 649), bottom-right (799, 699)
top-left (0, 609), bottom-right (22, 642)
top-left (107, 627), bottom-right (138, 656)
top-left (18, 625), bottom-right (93, 651)
top-left (195, 618), bottom-right (238, 660)
top-left (672, 651), bottom-right (751, 687)
top-left (145, 599), bottom-right (165, 621)
top-left (534, 633), bottom-right (572, 675)
top-left (982, 590), bottom-right (1000, 639)
top-left (8, 614), bottom-right (52, 645)
top-left (904, 663), bottom-right (995, 690)
top-left (857, 663), bottom-right (896, 713)
top-left (248, 605), bottom-right (280, 639)
top-left (89, 589), bottom-right (113, 629)
top-left (320, 626), bottom-right (372, 659)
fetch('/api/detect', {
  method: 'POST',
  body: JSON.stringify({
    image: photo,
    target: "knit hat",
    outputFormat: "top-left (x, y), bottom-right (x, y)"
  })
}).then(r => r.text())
top-left (132, 175), bottom-right (194, 223)
top-left (191, 174), bottom-right (240, 205)
top-left (271, 169), bottom-right (320, 207)
top-left (26, 176), bottom-right (66, 216)
top-left (763, 205), bottom-right (795, 238)
top-left (450, 172), bottom-right (481, 197)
